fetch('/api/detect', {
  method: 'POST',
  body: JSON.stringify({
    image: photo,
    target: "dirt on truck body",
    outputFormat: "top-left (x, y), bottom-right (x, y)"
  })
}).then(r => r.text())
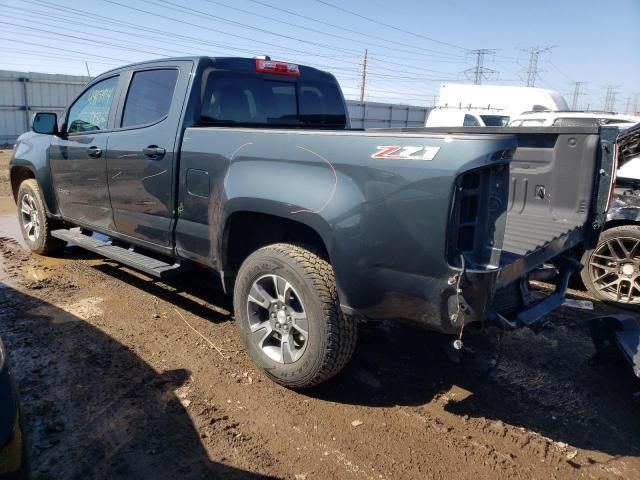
top-left (1, 147), bottom-right (640, 479)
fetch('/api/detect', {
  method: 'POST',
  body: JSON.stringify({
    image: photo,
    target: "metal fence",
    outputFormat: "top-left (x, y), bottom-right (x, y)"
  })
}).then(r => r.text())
top-left (346, 100), bottom-right (429, 129)
top-left (0, 70), bottom-right (90, 145)
top-left (0, 69), bottom-right (429, 145)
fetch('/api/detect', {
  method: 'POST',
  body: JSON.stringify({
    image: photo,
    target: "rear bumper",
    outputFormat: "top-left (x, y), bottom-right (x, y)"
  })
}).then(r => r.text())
top-left (340, 265), bottom-right (500, 334)
top-left (342, 228), bottom-right (587, 334)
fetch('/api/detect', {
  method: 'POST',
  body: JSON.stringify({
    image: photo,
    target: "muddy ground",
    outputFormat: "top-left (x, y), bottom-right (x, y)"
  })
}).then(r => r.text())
top-left (0, 149), bottom-right (639, 479)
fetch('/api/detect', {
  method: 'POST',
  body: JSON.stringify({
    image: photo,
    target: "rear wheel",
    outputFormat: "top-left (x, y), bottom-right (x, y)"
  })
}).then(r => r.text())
top-left (581, 225), bottom-right (640, 305)
top-left (233, 243), bottom-right (357, 389)
top-left (16, 179), bottom-right (65, 255)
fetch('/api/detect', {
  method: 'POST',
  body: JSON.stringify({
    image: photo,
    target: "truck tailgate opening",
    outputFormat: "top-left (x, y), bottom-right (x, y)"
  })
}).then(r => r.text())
top-left (402, 125), bottom-right (617, 289)
top-left (500, 129), bottom-right (599, 258)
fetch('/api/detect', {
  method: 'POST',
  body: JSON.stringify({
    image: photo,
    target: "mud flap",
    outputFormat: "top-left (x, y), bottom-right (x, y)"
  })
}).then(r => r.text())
top-left (589, 315), bottom-right (640, 378)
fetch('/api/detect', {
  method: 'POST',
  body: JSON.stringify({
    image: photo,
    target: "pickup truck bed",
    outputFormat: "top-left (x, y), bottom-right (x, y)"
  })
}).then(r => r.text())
top-left (386, 125), bottom-right (616, 290)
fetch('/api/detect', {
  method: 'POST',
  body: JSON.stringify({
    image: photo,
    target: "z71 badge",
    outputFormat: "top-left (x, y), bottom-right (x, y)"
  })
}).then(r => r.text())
top-left (371, 146), bottom-right (440, 160)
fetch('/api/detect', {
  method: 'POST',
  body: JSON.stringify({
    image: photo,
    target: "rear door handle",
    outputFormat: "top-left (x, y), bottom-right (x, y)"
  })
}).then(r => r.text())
top-left (87, 146), bottom-right (102, 158)
top-left (143, 146), bottom-right (166, 159)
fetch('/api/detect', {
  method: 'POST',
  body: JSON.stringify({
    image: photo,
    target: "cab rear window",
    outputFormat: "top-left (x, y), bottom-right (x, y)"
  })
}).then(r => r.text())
top-left (200, 72), bottom-right (346, 129)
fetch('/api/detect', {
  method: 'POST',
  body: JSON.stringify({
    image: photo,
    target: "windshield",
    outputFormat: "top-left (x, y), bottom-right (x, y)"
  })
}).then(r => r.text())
top-left (200, 71), bottom-right (347, 129)
top-left (480, 115), bottom-right (510, 126)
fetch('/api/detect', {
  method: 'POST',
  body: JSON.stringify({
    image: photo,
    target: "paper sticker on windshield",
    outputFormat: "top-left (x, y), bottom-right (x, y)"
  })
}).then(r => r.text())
top-left (371, 146), bottom-right (440, 160)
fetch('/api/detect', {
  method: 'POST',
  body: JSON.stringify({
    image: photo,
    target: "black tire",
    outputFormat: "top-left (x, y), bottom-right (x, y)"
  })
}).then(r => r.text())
top-left (581, 225), bottom-right (640, 306)
top-left (16, 179), bottom-right (66, 255)
top-left (233, 243), bottom-right (357, 389)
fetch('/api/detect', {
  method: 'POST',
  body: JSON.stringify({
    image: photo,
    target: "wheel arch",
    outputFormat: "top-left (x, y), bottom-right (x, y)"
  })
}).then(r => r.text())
top-left (10, 162), bottom-right (58, 216)
top-left (220, 210), bottom-right (332, 275)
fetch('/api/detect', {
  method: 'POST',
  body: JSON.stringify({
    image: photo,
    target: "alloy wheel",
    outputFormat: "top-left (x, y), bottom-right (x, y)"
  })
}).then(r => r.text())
top-left (20, 193), bottom-right (41, 242)
top-left (246, 274), bottom-right (309, 363)
top-left (588, 236), bottom-right (640, 304)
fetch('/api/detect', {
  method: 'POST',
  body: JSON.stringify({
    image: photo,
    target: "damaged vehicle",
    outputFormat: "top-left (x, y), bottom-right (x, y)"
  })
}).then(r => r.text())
top-left (580, 123), bottom-right (640, 305)
top-left (9, 56), bottom-right (617, 388)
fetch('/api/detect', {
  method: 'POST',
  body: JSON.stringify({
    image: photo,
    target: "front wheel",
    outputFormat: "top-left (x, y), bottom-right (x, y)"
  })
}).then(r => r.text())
top-left (16, 179), bottom-right (66, 255)
top-left (233, 243), bottom-right (357, 389)
top-left (581, 225), bottom-right (640, 306)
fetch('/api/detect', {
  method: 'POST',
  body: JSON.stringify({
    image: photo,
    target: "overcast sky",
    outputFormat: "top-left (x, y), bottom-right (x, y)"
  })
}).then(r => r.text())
top-left (1, 0), bottom-right (638, 111)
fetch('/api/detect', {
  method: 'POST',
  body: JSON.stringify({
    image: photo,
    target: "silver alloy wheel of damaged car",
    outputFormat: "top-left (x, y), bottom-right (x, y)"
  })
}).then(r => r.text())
top-left (20, 193), bottom-right (41, 242)
top-left (234, 243), bottom-right (357, 389)
top-left (581, 225), bottom-right (640, 305)
top-left (247, 274), bottom-right (309, 364)
top-left (16, 179), bottom-right (66, 255)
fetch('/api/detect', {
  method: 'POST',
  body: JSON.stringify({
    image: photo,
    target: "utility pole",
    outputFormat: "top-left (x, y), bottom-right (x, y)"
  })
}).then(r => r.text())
top-left (603, 85), bottom-right (619, 112)
top-left (359, 49), bottom-right (368, 102)
top-left (85, 62), bottom-right (92, 79)
top-left (462, 49), bottom-right (497, 85)
top-left (523, 46), bottom-right (554, 87)
top-left (570, 81), bottom-right (585, 110)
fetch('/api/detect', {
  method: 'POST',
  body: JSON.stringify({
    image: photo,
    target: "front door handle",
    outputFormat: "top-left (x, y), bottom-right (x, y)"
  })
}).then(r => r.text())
top-left (143, 146), bottom-right (166, 159)
top-left (87, 146), bottom-right (102, 158)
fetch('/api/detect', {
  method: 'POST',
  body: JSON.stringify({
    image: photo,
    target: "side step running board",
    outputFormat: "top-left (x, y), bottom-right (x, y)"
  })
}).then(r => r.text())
top-left (52, 229), bottom-right (183, 279)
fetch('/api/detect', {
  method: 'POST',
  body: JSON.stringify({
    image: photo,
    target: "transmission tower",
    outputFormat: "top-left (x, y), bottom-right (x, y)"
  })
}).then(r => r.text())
top-left (570, 81), bottom-right (586, 110)
top-left (633, 92), bottom-right (639, 115)
top-left (603, 85), bottom-right (619, 112)
top-left (463, 49), bottom-right (497, 85)
top-left (523, 46), bottom-right (554, 87)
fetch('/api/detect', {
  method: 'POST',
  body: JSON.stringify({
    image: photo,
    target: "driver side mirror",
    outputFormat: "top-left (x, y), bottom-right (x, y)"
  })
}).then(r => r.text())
top-left (32, 112), bottom-right (58, 135)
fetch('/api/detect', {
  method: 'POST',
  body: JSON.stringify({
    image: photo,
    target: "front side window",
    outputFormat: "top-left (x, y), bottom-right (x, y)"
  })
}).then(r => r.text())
top-left (67, 76), bottom-right (119, 133)
top-left (122, 69), bottom-right (178, 128)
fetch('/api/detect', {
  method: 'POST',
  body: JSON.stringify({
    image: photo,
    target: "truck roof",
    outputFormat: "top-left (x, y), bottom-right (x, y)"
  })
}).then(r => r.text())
top-left (97, 56), bottom-right (337, 82)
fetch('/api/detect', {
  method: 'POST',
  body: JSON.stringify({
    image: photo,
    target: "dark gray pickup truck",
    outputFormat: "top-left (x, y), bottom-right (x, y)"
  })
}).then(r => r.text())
top-left (9, 56), bottom-right (617, 389)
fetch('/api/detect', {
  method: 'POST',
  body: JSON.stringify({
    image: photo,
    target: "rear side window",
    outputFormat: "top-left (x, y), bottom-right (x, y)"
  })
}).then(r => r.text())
top-left (552, 117), bottom-right (600, 127)
top-left (67, 76), bottom-right (119, 133)
top-left (463, 114), bottom-right (480, 126)
top-left (121, 69), bottom-right (178, 128)
top-left (480, 115), bottom-right (510, 126)
top-left (200, 72), bottom-right (346, 128)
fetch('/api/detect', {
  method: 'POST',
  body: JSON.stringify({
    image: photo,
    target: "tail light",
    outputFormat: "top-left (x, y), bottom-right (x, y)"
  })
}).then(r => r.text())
top-left (256, 59), bottom-right (300, 77)
top-left (606, 144), bottom-right (620, 211)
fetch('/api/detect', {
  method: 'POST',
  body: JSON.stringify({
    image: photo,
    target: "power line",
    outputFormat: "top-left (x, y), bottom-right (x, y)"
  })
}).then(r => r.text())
top-left (15, 3), bottom-right (355, 64)
top-left (463, 49), bottom-right (497, 85)
top-left (202, 0), bottom-right (455, 61)
top-left (314, 0), bottom-right (467, 51)
top-left (245, 0), bottom-right (465, 59)
top-left (548, 60), bottom-right (573, 82)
